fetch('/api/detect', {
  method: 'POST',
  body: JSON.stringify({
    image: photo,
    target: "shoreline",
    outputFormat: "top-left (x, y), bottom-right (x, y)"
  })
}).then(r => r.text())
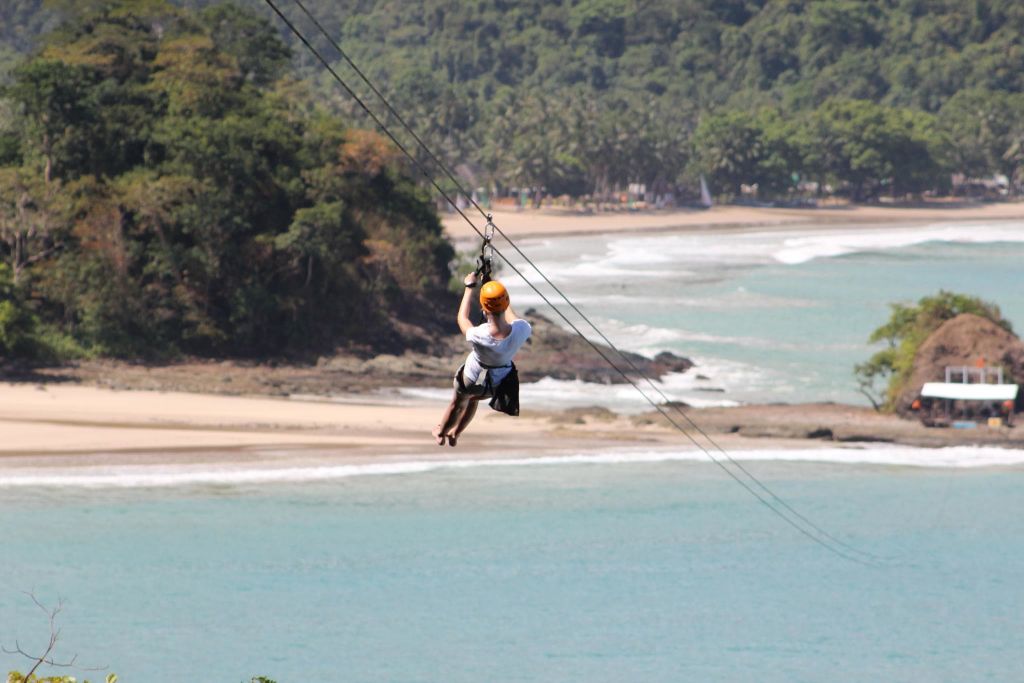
top-left (1, 384), bottom-right (1022, 487)
top-left (441, 200), bottom-right (1024, 243)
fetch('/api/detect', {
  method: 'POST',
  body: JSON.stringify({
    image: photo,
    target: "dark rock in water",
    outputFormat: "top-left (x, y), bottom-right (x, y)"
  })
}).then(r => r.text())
top-left (662, 400), bottom-right (691, 408)
top-left (549, 405), bottom-right (618, 424)
top-left (653, 351), bottom-right (694, 373)
top-left (515, 310), bottom-right (695, 384)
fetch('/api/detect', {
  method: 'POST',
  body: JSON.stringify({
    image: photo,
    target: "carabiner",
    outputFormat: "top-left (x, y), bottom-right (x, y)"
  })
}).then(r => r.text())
top-left (475, 214), bottom-right (496, 281)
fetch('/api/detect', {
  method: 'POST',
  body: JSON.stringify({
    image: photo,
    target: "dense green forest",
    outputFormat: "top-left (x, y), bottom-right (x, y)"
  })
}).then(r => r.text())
top-left (0, 0), bottom-right (454, 359)
top-left (219, 0), bottom-right (1022, 200)
top-left (4, 1), bottom-right (1024, 202)
top-left (2, 0), bottom-right (1024, 360)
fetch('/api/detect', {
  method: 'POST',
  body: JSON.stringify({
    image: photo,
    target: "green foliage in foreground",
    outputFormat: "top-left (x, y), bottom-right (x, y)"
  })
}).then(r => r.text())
top-left (0, 1), bottom-right (454, 360)
top-left (855, 291), bottom-right (1013, 410)
top-left (6, 670), bottom-right (281, 683)
top-left (6, 673), bottom-right (117, 683)
top-left (5, 672), bottom-right (280, 683)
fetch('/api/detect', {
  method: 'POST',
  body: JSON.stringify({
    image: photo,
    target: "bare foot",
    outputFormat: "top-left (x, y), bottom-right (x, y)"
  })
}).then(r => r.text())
top-left (431, 425), bottom-right (445, 446)
top-left (446, 434), bottom-right (458, 447)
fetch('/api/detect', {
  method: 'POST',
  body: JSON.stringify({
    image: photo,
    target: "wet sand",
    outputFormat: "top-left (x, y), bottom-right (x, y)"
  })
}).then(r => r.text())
top-left (0, 382), bottom-right (860, 485)
top-left (1, 383), bottom-right (1020, 486)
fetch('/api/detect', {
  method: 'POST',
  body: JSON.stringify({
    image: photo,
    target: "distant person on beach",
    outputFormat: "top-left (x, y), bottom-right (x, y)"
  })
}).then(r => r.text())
top-left (432, 272), bottom-right (531, 446)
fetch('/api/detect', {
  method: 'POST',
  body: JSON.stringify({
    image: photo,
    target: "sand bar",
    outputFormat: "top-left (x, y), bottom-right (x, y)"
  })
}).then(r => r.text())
top-left (0, 383), bottom-right (524, 455)
top-left (442, 202), bottom-right (1024, 243)
top-left (2, 382), bottom-right (813, 483)
top-left (0, 382), bottom-right (702, 464)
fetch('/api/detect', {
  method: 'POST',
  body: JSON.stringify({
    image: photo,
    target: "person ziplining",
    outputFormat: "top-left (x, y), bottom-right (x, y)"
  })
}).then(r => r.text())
top-left (265, 0), bottom-right (889, 565)
top-left (432, 275), bottom-right (531, 446)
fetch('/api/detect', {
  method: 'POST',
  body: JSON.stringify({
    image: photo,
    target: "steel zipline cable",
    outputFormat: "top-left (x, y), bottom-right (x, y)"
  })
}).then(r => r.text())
top-left (263, 0), bottom-right (887, 567)
top-left (284, 0), bottom-right (889, 566)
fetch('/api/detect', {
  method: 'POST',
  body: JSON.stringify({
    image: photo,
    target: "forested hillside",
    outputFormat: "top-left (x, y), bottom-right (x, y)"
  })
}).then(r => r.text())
top-left (278, 0), bottom-right (1024, 200)
top-left (2, 0), bottom-right (1024, 361)
top-left (5, 1), bottom-right (1024, 201)
top-left (0, 0), bottom-right (454, 360)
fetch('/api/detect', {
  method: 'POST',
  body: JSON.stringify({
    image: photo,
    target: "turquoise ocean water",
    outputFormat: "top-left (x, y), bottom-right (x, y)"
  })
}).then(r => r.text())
top-left (2, 464), bottom-right (1023, 682)
top-left (4, 219), bottom-right (1024, 681)
top-left (460, 219), bottom-right (1024, 409)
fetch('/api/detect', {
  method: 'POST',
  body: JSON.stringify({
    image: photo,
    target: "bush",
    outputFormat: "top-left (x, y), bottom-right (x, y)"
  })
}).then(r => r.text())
top-left (0, 265), bottom-right (41, 360)
top-left (0, 265), bottom-right (86, 362)
top-left (6, 673), bottom-right (117, 683)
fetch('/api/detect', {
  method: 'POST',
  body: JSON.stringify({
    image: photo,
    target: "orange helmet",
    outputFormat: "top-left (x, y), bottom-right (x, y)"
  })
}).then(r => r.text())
top-left (479, 280), bottom-right (509, 314)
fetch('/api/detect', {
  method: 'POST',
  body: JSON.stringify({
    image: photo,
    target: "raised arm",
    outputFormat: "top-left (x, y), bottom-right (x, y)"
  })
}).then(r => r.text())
top-left (503, 305), bottom-right (519, 324)
top-left (457, 272), bottom-right (477, 334)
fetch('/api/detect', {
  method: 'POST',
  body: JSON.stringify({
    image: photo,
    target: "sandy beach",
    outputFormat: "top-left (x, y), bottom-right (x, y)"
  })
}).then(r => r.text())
top-left (0, 382), bottom-right (565, 457)
top-left (2, 380), bottom-right (1021, 486)
top-left (0, 382), bottom-right (685, 470)
top-left (441, 201), bottom-right (1024, 243)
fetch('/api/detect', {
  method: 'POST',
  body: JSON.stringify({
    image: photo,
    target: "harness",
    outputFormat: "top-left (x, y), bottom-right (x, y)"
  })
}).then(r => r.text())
top-left (458, 360), bottom-right (520, 416)
top-left (462, 361), bottom-right (511, 395)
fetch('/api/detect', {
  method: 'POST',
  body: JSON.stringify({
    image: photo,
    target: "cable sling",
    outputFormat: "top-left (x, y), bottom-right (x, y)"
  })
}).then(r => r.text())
top-left (264, 0), bottom-right (888, 566)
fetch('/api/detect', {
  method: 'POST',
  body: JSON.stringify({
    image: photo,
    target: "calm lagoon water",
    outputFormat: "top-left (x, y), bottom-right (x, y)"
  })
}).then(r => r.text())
top-left (2, 462), bottom-right (1023, 682)
top-left (4, 220), bottom-right (1024, 682)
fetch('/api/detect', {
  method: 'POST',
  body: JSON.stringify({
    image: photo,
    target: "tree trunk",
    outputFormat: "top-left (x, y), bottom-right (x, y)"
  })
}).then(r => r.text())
top-left (43, 132), bottom-right (52, 185)
top-left (13, 232), bottom-right (24, 285)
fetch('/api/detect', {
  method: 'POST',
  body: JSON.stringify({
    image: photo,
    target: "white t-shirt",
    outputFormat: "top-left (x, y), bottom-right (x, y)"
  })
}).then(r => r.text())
top-left (463, 319), bottom-right (532, 385)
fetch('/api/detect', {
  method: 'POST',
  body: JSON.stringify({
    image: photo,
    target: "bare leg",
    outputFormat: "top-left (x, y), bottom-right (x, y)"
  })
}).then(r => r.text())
top-left (430, 423), bottom-right (446, 446)
top-left (434, 391), bottom-right (470, 445)
top-left (448, 398), bottom-right (481, 446)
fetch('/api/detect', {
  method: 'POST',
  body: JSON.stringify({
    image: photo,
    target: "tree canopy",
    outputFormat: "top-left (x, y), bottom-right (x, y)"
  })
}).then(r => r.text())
top-left (3, 1), bottom-right (1024, 362)
top-left (5, 1), bottom-right (1024, 201)
top-left (265, 0), bottom-right (1024, 199)
top-left (0, 0), bottom-right (453, 360)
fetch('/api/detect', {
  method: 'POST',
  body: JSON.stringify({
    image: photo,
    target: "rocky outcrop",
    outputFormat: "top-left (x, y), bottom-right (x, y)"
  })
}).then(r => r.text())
top-left (896, 313), bottom-right (1024, 416)
top-left (514, 310), bottom-right (694, 384)
top-left (28, 310), bottom-right (696, 396)
top-left (640, 402), bottom-right (1024, 448)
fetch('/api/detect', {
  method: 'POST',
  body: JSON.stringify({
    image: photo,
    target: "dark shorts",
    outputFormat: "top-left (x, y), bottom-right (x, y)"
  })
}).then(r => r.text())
top-left (453, 364), bottom-right (494, 398)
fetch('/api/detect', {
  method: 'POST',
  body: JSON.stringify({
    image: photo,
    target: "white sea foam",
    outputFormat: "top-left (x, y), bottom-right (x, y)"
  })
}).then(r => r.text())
top-left (579, 316), bottom-right (854, 365)
top-left (509, 221), bottom-right (1024, 280)
top-left (598, 318), bottom-right (814, 352)
top-left (772, 221), bottom-right (1024, 264)
top-left (416, 344), bottom-right (846, 410)
top-left (1, 445), bottom-right (1020, 488)
top-left (400, 376), bottom-right (739, 413)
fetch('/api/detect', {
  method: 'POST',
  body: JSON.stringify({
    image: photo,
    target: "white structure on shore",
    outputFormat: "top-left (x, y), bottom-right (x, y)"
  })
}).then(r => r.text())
top-left (699, 175), bottom-right (713, 208)
top-left (919, 365), bottom-right (1019, 426)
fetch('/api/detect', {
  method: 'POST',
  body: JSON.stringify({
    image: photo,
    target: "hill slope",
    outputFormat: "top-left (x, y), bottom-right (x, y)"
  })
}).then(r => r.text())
top-left (4, 1), bottom-right (1024, 198)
